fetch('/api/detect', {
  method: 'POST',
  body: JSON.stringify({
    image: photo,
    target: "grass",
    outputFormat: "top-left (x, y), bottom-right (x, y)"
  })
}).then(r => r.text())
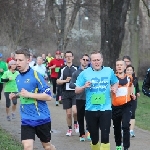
top-left (0, 127), bottom-right (23, 150)
top-left (136, 81), bottom-right (150, 131)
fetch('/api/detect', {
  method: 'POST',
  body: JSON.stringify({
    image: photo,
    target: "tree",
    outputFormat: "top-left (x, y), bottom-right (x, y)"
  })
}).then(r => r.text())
top-left (100, 0), bottom-right (131, 69)
top-left (129, 0), bottom-right (140, 75)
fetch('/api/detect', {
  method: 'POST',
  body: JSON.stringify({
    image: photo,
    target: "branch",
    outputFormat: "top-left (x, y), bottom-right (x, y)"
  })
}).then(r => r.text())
top-left (71, 0), bottom-right (100, 8)
top-left (141, 0), bottom-right (150, 17)
top-left (63, 0), bottom-right (81, 48)
top-left (48, 0), bottom-right (59, 36)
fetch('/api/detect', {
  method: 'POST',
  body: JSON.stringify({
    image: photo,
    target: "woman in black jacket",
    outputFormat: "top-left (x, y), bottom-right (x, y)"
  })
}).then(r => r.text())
top-left (126, 65), bottom-right (140, 137)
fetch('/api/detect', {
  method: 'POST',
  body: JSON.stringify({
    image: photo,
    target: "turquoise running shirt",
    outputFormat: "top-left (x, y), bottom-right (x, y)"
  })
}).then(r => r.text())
top-left (76, 67), bottom-right (118, 111)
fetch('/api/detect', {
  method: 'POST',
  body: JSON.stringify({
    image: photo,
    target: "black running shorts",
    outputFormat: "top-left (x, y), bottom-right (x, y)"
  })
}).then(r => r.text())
top-left (21, 122), bottom-right (51, 143)
top-left (62, 91), bottom-right (76, 109)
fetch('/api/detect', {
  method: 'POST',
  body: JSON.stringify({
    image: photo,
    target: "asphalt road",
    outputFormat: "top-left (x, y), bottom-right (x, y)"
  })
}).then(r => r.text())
top-left (0, 93), bottom-right (150, 150)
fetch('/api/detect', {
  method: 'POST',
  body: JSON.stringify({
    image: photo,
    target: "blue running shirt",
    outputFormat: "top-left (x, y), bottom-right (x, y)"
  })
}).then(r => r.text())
top-left (76, 67), bottom-right (118, 111)
top-left (16, 68), bottom-right (51, 127)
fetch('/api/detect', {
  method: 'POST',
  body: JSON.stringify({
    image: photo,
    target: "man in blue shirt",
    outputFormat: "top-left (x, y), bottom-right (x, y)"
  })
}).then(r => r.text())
top-left (75, 51), bottom-right (118, 150)
top-left (9, 48), bottom-right (56, 150)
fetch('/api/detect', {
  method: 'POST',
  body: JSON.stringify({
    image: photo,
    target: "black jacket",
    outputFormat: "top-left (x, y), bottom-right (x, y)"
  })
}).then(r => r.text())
top-left (69, 68), bottom-right (85, 100)
top-left (142, 68), bottom-right (150, 97)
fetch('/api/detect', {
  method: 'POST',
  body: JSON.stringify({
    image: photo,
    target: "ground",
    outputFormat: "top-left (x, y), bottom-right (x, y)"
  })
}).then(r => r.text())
top-left (0, 93), bottom-right (150, 150)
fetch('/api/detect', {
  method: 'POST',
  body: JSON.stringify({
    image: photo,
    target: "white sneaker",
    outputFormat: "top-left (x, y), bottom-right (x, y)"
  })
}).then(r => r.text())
top-left (74, 124), bottom-right (79, 133)
top-left (66, 129), bottom-right (72, 136)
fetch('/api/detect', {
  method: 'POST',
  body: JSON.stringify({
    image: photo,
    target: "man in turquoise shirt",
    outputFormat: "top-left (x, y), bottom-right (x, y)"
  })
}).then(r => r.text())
top-left (75, 51), bottom-right (118, 150)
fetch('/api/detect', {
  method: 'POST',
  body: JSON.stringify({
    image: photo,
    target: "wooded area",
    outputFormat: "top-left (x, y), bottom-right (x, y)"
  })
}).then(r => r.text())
top-left (0, 0), bottom-right (150, 77)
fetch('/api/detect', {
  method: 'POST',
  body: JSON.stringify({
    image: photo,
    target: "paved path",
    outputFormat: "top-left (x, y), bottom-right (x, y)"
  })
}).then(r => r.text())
top-left (0, 93), bottom-right (150, 150)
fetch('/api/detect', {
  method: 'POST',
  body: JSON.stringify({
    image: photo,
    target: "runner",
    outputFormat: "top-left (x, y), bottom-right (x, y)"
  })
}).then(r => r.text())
top-left (46, 53), bottom-right (54, 83)
top-left (125, 65), bottom-right (140, 137)
top-left (1, 60), bottom-right (19, 121)
top-left (123, 56), bottom-right (131, 68)
top-left (142, 68), bottom-right (150, 97)
top-left (48, 50), bottom-right (64, 106)
top-left (69, 53), bottom-right (91, 142)
top-left (0, 53), bottom-right (8, 100)
top-left (42, 53), bottom-right (51, 83)
top-left (112, 59), bottom-right (136, 150)
top-left (29, 53), bottom-right (36, 68)
top-left (9, 48), bottom-right (56, 150)
top-left (57, 51), bottom-right (79, 136)
top-left (33, 56), bottom-right (47, 78)
top-left (6, 52), bottom-right (15, 63)
top-left (75, 51), bottom-right (118, 150)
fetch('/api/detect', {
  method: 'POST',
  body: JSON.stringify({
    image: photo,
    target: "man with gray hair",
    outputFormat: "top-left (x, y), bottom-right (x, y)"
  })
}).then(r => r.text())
top-left (33, 56), bottom-right (47, 78)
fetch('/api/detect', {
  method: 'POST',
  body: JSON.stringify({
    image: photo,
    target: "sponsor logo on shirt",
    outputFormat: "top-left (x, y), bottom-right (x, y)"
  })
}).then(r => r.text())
top-left (90, 77), bottom-right (109, 92)
top-left (24, 79), bottom-right (30, 83)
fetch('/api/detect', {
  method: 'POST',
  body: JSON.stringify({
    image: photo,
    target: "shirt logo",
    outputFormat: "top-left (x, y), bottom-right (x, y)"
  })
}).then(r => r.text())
top-left (90, 77), bottom-right (109, 92)
top-left (25, 79), bottom-right (30, 83)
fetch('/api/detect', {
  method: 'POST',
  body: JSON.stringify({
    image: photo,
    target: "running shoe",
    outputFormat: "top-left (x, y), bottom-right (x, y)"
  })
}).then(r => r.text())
top-left (66, 129), bottom-right (72, 136)
top-left (7, 116), bottom-right (11, 121)
top-left (116, 146), bottom-right (122, 150)
top-left (56, 101), bottom-right (59, 106)
top-left (80, 135), bottom-right (85, 142)
top-left (12, 113), bottom-right (15, 119)
top-left (86, 131), bottom-right (91, 141)
top-left (130, 131), bottom-right (135, 137)
top-left (59, 100), bottom-right (62, 104)
top-left (74, 124), bottom-right (79, 133)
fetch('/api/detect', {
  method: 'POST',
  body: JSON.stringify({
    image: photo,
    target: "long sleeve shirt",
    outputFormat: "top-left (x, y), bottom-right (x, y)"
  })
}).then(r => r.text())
top-left (69, 68), bottom-right (86, 100)
top-left (142, 68), bottom-right (150, 97)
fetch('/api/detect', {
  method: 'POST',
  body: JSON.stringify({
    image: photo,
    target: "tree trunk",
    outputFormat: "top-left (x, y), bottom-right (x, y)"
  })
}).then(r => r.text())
top-left (59, 0), bottom-right (66, 51)
top-left (100, 0), bottom-right (131, 70)
top-left (129, 0), bottom-right (140, 75)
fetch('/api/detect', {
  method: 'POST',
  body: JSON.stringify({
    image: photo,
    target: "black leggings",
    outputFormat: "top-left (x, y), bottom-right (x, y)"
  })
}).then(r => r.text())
top-left (85, 110), bottom-right (111, 145)
top-left (112, 103), bottom-right (132, 149)
top-left (0, 83), bottom-right (3, 100)
top-left (51, 78), bottom-right (62, 101)
top-left (76, 100), bottom-right (88, 137)
top-left (131, 99), bottom-right (137, 119)
top-left (4, 92), bottom-right (17, 108)
top-left (51, 78), bottom-right (57, 94)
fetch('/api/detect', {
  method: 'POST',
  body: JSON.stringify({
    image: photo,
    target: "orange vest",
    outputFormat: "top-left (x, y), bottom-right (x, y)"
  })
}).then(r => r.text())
top-left (112, 74), bottom-right (133, 106)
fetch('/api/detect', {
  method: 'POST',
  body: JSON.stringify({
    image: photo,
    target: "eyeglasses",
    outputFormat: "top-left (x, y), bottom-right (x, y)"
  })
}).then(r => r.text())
top-left (82, 59), bottom-right (89, 62)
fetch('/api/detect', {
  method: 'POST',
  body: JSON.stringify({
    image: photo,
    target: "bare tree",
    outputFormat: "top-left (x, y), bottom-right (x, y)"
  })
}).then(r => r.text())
top-left (100, 0), bottom-right (131, 69)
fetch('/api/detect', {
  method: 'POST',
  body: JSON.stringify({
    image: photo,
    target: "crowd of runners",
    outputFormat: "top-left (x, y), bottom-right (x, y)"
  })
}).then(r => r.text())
top-left (0, 49), bottom-right (150, 150)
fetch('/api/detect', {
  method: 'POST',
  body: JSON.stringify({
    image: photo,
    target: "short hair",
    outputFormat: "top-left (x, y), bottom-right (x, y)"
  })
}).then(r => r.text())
top-left (90, 50), bottom-right (103, 58)
top-left (15, 48), bottom-right (30, 58)
top-left (123, 55), bottom-right (131, 61)
top-left (65, 51), bottom-right (74, 56)
top-left (126, 65), bottom-right (134, 71)
top-left (116, 58), bottom-right (124, 62)
top-left (80, 53), bottom-right (89, 59)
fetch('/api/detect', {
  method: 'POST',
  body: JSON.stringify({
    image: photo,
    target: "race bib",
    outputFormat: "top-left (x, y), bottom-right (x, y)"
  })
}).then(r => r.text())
top-left (91, 93), bottom-right (105, 105)
top-left (20, 96), bottom-right (35, 104)
top-left (55, 67), bottom-right (60, 72)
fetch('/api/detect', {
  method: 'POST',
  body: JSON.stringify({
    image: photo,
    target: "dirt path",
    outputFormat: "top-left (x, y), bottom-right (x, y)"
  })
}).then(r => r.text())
top-left (0, 93), bottom-right (150, 150)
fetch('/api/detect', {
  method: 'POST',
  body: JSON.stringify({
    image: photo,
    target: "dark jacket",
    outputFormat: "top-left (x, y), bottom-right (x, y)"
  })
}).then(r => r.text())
top-left (69, 68), bottom-right (85, 100)
top-left (142, 68), bottom-right (150, 97)
top-left (133, 76), bottom-right (140, 95)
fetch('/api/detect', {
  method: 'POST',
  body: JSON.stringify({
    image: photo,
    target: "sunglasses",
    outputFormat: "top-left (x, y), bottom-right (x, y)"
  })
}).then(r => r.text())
top-left (82, 59), bottom-right (89, 61)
